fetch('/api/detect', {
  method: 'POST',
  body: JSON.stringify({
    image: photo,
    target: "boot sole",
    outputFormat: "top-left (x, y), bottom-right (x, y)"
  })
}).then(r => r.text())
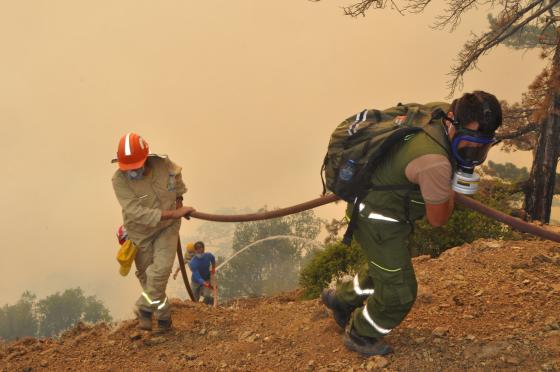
top-left (153, 327), bottom-right (172, 335)
top-left (343, 334), bottom-right (393, 356)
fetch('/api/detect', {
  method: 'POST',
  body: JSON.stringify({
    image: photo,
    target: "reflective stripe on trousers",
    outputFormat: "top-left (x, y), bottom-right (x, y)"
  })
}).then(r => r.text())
top-left (353, 274), bottom-right (374, 296)
top-left (362, 304), bottom-right (392, 335)
top-left (141, 292), bottom-right (168, 310)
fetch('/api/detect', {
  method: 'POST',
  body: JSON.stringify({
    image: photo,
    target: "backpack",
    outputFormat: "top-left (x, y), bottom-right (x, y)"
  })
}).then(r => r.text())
top-left (321, 102), bottom-right (449, 244)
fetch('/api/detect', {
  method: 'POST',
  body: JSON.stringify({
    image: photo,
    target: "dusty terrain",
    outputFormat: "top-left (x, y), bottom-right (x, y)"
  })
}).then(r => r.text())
top-left (1, 238), bottom-right (559, 371)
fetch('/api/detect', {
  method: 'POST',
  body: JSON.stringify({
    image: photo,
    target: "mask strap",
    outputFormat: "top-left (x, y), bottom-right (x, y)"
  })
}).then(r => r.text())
top-left (446, 115), bottom-right (459, 127)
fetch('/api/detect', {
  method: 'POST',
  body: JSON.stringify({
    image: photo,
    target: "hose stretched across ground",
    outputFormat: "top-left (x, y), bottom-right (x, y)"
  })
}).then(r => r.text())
top-left (186, 193), bottom-right (560, 243)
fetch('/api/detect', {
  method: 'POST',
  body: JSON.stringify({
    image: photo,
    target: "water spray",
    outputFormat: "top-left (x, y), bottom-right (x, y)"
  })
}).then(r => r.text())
top-left (216, 235), bottom-right (324, 271)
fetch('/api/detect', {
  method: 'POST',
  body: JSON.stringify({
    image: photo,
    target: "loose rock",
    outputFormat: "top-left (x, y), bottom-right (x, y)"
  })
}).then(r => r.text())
top-left (366, 356), bottom-right (389, 370)
top-left (432, 327), bottom-right (449, 337)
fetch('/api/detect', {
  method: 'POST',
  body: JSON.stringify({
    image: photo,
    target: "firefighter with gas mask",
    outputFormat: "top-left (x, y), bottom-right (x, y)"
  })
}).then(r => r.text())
top-left (112, 133), bottom-right (195, 333)
top-left (322, 91), bottom-right (502, 356)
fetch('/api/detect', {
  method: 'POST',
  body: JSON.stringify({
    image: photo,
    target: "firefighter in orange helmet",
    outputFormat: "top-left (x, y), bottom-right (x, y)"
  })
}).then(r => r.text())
top-left (112, 133), bottom-right (195, 333)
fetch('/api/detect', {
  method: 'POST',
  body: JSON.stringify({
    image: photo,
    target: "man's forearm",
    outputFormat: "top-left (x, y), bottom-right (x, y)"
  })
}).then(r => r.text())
top-left (161, 206), bottom-right (195, 221)
top-left (161, 209), bottom-right (179, 220)
top-left (425, 191), bottom-right (456, 227)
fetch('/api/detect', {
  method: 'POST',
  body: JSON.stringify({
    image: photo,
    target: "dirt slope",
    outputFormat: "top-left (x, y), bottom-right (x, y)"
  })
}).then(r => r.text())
top-left (1, 238), bottom-right (559, 371)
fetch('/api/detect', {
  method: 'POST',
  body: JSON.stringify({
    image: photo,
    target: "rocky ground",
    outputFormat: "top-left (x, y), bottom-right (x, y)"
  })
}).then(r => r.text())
top-left (1, 238), bottom-right (559, 371)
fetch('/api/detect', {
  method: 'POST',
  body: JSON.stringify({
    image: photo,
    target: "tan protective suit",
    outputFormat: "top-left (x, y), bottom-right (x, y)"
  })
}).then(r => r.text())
top-left (112, 155), bottom-right (186, 320)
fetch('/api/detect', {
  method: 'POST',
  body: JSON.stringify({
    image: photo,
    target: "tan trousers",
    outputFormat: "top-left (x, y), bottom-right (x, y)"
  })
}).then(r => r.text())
top-left (134, 220), bottom-right (180, 320)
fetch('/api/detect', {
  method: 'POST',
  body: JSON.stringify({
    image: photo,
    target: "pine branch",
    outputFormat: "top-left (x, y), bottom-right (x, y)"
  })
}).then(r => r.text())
top-left (403, 0), bottom-right (433, 13)
top-left (432, 0), bottom-right (480, 31)
top-left (448, 0), bottom-right (560, 94)
top-left (496, 122), bottom-right (541, 141)
top-left (342, 0), bottom-right (385, 17)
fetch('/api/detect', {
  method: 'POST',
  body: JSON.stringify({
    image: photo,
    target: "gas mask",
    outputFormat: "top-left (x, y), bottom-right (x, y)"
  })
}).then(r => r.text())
top-left (450, 128), bottom-right (496, 194)
top-left (126, 166), bottom-right (145, 180)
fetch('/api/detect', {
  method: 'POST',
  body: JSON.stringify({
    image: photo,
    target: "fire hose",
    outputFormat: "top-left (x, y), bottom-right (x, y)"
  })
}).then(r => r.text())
top-left (177, 193), bottom-right (560, 302)
top-left (186, 193), bottom-right (560, 240)
top-left (176, 238), bottom-right (195, 301)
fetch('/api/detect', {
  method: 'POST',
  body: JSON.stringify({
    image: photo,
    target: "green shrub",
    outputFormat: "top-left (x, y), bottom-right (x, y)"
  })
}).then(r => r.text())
top-left (299, 241), bottom-right (366, 299)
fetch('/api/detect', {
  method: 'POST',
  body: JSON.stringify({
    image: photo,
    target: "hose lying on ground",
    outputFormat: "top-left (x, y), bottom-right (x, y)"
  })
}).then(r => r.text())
top-left (186, 194), bottom-right (560, 243)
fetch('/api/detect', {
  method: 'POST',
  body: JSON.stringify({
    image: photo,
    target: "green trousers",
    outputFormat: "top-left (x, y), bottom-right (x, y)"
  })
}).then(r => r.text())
top-left (335, 212), bottom-right (417, 339)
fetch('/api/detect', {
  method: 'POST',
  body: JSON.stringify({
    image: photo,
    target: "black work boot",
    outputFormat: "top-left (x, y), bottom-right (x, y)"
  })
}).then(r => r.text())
top-left (154, 318), bottom-right (173, 334)
top-left (321, 288), bottom-right (354, 329)
top-left (134, 309), bottom-right (153, 331)
top-left (343, 326), bottom-right (393, 356)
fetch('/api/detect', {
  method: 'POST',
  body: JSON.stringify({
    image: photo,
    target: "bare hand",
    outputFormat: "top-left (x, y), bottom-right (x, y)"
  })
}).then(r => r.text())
top-left (173, 206), bottom-right (196, 219)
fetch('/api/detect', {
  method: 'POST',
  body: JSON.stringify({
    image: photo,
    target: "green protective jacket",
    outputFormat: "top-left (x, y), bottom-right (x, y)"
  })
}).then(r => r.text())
top-left (351, 102), bottom-right (452, 223)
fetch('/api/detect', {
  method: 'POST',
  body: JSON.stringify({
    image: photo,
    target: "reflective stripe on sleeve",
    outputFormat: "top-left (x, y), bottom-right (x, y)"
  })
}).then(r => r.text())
top-left (353, 274), bottom-right (374, 296)
top-left (362, 305), bottom-right (392, 335)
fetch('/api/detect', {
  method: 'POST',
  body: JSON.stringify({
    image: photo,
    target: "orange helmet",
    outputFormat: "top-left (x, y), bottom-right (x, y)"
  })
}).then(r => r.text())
top-left (116, 133), bottom-right (149, 171)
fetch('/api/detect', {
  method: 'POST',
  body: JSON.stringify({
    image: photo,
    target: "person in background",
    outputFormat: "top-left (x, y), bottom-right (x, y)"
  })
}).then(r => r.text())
top-left (172, 242), bottom-right (196, 280)
top-left (188, 241), bottom-right (216, 305)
